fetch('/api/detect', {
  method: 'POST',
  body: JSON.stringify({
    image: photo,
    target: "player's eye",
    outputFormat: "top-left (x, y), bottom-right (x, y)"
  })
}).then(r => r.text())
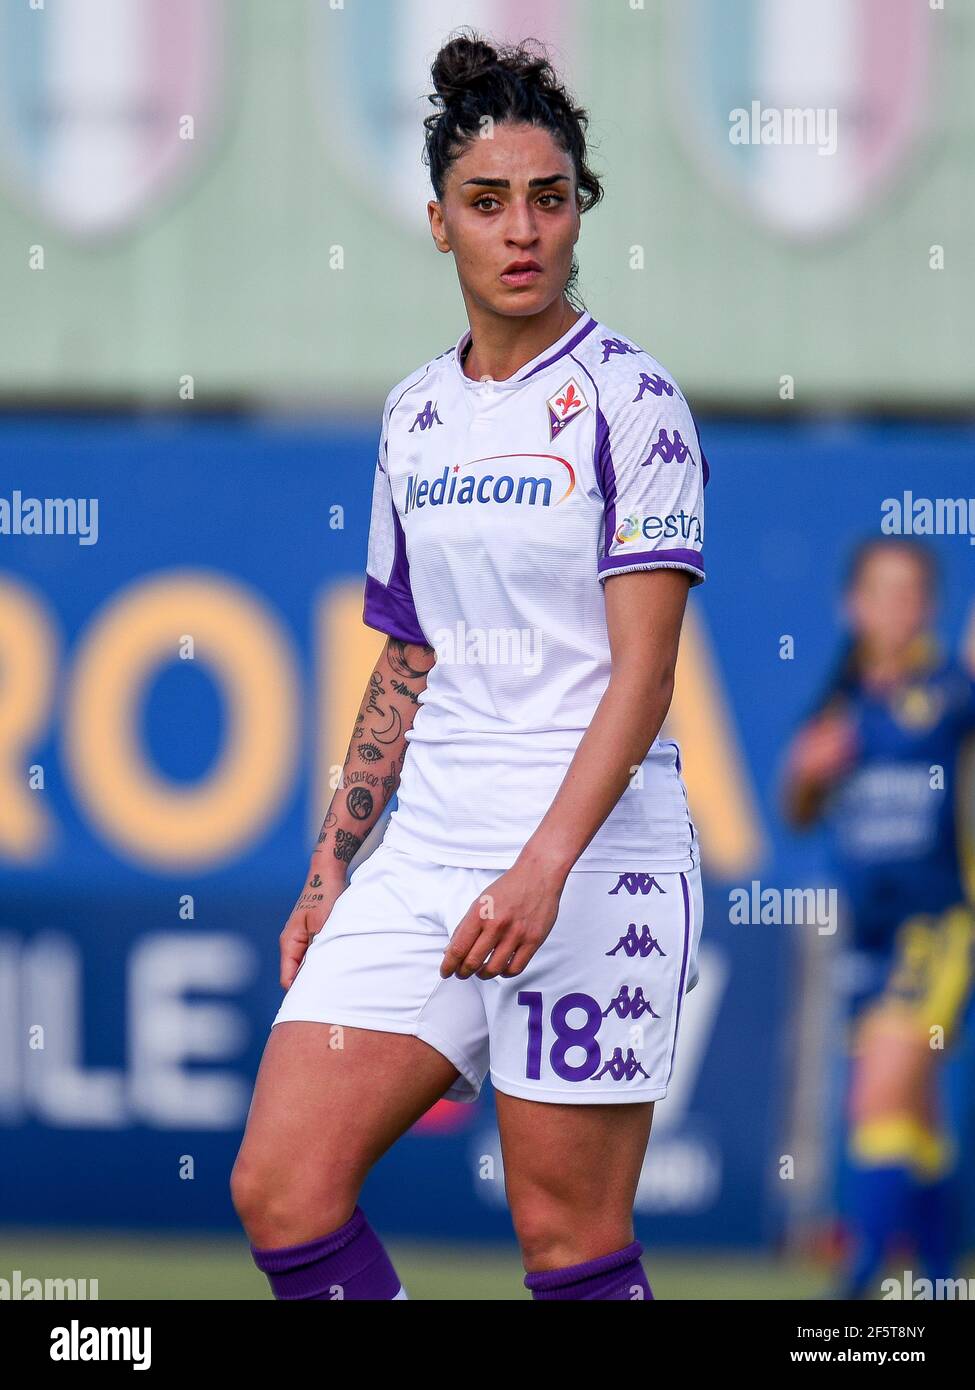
top-left (471, 193), bottom-right (565, 211)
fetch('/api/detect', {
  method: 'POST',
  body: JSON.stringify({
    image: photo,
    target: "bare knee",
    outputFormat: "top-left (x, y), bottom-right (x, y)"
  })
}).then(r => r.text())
top-left (510, 1187), bottom-right (634, 1273)
top-left (230, 1152), bottom-right (363, 1249)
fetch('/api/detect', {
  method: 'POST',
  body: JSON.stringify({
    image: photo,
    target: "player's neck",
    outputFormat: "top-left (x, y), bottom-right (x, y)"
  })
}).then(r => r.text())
top-left (858, 632), bottom-right (938, 690)
top-left (461, 299), bottom-right (583, 383)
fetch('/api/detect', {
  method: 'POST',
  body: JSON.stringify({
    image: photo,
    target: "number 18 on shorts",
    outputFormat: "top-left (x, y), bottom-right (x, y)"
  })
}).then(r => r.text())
top-left (483, 862), bottom-right (704, 1105)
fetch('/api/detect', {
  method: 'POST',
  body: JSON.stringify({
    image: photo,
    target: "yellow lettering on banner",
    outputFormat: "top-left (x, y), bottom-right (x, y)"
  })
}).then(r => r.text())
top-left (64, 572), bottom-right (299, 869)
top-left (0, 577), bottom-right (58, 858)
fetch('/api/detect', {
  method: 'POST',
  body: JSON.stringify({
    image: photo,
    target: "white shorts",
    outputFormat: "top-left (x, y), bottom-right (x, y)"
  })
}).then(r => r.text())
top-left (272, 840), bottom-right (704, 1105)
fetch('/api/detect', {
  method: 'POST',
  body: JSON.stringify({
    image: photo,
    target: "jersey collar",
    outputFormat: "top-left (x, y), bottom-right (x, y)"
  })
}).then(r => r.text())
top-left (452, 312), bottom-right (598, 391)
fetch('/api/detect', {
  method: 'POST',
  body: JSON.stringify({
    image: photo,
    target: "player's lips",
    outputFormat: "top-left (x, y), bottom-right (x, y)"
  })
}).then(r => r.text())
top-left (500, 260), bottom-right (542, 286)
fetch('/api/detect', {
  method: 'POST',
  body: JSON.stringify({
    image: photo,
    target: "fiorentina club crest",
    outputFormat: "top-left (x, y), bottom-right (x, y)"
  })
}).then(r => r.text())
top-left (547, 377), bottom-right (589, 441)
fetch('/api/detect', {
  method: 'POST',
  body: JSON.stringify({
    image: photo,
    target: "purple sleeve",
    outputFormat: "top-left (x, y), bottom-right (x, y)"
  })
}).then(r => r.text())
top-left (362, 401), bottom-right (427, 645)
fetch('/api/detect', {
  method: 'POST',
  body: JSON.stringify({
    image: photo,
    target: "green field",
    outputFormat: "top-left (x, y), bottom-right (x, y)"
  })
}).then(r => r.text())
top-left (0, 1230), bottom-right (857, 1300)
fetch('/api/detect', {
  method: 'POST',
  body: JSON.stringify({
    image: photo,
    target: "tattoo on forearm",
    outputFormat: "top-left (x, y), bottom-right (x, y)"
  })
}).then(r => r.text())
top-left (388, 639), bottom-right (435, 680)
top-left (370, 705), bottom-right (403, 745)
top-left (389, 678), bottom-right (419, 705)
top-left (333, 828), bottom-right (362, 863)
top-left (346, 770), bottom-right (379, 788)
top-left (316, 810), bottom-right (337, 845)
top-left (357, 741), bottom-right (383, 762)
top-left (297, 871), bottom-right (326, 909)
top-left (346, 787), bottom-right (373, 821)
top-left (365, 671), bottom-right (386, 717)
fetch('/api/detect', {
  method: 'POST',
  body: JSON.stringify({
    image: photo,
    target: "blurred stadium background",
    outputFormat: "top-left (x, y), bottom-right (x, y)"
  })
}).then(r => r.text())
top-left (1, 0), bottom-right (973, 1299)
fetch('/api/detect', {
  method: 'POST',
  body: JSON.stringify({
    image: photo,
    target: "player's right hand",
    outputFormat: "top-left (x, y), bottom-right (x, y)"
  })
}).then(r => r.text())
top-left (789, 711), bottom-right (857, 786)
top-left (279, 862), bottom-right (348, 990)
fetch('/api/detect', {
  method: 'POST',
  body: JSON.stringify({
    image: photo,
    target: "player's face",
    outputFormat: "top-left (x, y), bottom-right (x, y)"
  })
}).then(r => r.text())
top-left (846, 548), bottom-right (933, 654)
top-left (428, 121), bottom-right (581, 317)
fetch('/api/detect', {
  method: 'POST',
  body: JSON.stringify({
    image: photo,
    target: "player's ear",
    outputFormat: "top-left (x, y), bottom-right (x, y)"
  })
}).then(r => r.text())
top-left (427, 200), bottom-right (451, 253)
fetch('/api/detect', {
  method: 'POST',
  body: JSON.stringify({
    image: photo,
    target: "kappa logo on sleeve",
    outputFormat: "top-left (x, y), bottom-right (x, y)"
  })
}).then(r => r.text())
top-left (643, 429), bottom-right (696, 466)
top-left (547, 377), bottom-right (589, 441)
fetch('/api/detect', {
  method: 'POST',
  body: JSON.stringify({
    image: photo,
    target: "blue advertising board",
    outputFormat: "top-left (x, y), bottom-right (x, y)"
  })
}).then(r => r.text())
top-left (1, 414), bottom-right (973, 1244)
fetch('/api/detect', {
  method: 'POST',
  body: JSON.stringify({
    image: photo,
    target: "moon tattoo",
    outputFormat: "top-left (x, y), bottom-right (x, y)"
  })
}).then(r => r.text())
top-left (370, 706), bottom-right (403, 745)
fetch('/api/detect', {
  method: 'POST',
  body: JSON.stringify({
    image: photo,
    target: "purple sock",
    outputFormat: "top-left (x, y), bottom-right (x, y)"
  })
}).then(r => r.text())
top-left (251, 1206), bottom-right (404, 1300)
top-left (524, 1240), bottom-right (654, 1301)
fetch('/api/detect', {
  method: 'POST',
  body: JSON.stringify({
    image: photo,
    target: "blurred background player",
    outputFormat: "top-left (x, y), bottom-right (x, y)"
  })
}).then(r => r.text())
top-left (782, 537), bottom-right (975, 1298)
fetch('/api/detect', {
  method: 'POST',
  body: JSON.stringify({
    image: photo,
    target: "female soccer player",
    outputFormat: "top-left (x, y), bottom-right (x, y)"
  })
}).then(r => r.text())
top-left (231, 31), bottom-right (708, 1301)
top-left (782, 537), bottom-right (975, 1298)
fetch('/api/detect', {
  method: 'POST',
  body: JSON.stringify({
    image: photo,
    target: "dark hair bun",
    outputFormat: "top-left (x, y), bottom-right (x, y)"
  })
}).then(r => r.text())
top-left (431, 33), bottom-right (498, 106)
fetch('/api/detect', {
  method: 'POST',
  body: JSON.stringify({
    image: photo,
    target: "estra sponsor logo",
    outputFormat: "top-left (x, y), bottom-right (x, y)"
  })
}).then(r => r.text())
top-left (615, 510), bottom-right (703, 546)
top-left (404, 455), bottom-right (575, 514)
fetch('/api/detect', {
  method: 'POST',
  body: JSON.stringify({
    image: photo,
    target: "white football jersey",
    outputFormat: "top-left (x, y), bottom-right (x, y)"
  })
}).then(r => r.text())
top-left (362, 311), bottom-right (708, 871)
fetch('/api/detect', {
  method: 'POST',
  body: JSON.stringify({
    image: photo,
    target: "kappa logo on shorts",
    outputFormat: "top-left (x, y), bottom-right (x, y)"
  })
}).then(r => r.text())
top-left (603, 985), bottom-right (660, 1020)
top-left (594, 1048), bottom-right (652, 1082)
top-left (547, 376), bottom-right (589, 441)
top-left (606, 924), bottom-right (666, 958)
top-left (608, 872), bottom-right (667, 895)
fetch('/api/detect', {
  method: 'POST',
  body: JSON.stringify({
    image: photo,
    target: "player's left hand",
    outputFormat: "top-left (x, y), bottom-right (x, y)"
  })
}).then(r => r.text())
top-left (440, 861), bottom-right (565, 980)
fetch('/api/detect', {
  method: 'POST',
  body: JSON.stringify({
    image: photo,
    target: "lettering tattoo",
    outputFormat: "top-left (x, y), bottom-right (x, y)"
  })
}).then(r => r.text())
top-left (389, 678), bottom-right (419, 705)
top-left (345, 770), bottom-right (379, 788)
top-left (333, 828), bottom-right (362, 863)
top-left (365, 671), bottom-right (386, 717)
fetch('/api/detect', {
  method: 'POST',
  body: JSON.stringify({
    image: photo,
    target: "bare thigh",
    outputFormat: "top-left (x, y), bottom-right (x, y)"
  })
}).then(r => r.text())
top-left (496, 1091), bottom-right (654, 1272)
top-left (848, 1007), bottom-right (938, 1126)
top-left (231, 1021), bottom-right (460, 1247)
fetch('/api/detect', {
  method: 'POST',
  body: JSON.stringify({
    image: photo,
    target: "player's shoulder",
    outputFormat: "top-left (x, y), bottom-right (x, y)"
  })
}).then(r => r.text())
top-left (932, 655), bottom-right (975, 705)
top-left (570, 319), bottom-right (684, 397)
top-left (382, 341), bottom-right (456, 421)
top-left (572, 317), bottom-right (690, 411)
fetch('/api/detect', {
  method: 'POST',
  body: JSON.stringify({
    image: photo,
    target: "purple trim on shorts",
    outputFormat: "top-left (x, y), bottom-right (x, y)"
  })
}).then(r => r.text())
top-left (665, 873), bottom-right (693, 1088)
top-left (520, 314), bottom-right (598, 381)
top-left (598, 548), bottom-right (705, 574)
